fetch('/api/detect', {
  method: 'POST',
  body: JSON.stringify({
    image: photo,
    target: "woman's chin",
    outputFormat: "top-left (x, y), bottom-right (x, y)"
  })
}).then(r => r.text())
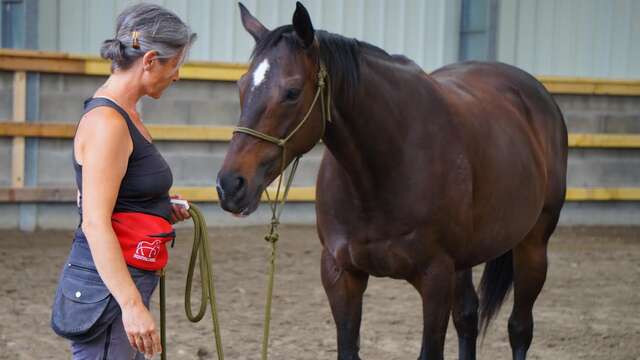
top-left (147, 92), bottom-right (162, 99)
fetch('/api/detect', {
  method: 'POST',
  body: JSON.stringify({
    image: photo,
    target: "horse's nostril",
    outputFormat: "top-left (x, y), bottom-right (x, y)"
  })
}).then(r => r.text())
top-left (234, 176), bottom-right (245, 193)
top-left (218, 171), bottom-right (247, 199)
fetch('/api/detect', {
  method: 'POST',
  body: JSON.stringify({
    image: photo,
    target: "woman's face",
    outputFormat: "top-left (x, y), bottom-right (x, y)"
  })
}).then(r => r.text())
top-left (141, 49), bottom-right (185, 99)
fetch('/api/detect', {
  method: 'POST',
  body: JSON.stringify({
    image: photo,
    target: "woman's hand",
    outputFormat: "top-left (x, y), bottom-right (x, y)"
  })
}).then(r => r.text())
top-left (169, 194), bottom-right (191, 224)
top-left (121, 299), bottom-right (162, 358)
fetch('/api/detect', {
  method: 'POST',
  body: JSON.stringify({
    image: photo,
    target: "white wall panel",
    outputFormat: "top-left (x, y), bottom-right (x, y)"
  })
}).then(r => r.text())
top-left (630, 0), bottom-right (640, 78)
top-left (573, 0), bottom-right (595, 77)
top-left (186, 0), bottom-right (211, 61)
top-left (210, 0), bottom-right (234, 62)
top-left (37, 0), bottom-right (461, 71)
top-left (37, 0), bottom-right (638, 78)
top-left (609, 0), bottom-right (633, 79)
top-left (37, 0), bottom-right (59, 51)
top-left (497, 0), bottom-right (518, 63)
top-left (497, 0), bottom-right (639, 78)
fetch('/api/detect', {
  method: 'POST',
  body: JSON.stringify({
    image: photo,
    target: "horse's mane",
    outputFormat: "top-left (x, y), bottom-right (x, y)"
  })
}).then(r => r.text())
top-left (250, 25), bottom-right (394, 101)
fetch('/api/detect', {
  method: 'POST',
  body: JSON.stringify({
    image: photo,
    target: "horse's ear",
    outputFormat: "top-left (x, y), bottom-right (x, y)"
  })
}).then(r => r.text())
top-left (292, 1), bottom-right (315, 48)
top-left (239, 2), bottom-right (268, 42)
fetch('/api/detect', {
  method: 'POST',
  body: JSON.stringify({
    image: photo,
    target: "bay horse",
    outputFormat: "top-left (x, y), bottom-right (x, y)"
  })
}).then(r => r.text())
top-left (217, 3), bottom-right (567, 360)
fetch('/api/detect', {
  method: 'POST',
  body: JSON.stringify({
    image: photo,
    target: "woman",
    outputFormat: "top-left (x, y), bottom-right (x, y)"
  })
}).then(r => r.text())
top-left (51, 4), bottom-right (196, 359)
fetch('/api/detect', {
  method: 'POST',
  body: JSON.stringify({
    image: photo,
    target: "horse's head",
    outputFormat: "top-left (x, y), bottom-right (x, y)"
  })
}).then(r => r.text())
top-left (217, 2), bottom-right (327, 216)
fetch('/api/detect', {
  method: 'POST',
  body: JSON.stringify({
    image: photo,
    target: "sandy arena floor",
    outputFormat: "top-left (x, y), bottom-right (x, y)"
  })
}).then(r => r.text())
top-left (0, 225), bottom-right (638, 359)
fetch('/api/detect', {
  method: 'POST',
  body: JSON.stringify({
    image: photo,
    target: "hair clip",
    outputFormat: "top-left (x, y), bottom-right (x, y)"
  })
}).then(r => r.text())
top-left (131, 31), bottom-right (140, 49)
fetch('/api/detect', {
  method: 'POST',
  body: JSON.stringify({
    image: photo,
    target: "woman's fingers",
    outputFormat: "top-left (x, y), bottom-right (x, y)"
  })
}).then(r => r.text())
top-left (169, 194), bottom-right (191, 222)
top-left (174, 206), bottom-right (186, 220)
top-left (128, 334), bottom-right (138, 352)
top-left (169, 204), bottom-right (191, 223)
top-left (142, 333), bottom-right (155, 358)
top-left (180, 207), bottom-right (191, 219)
top-left (134, 334), bottom-right (146, 355)
top-left (151, 329), bottom-right (163, 355)
top-left (169, 207), bottom-right (179, 224)
top-left (122, 301), bottom-right (159, 356)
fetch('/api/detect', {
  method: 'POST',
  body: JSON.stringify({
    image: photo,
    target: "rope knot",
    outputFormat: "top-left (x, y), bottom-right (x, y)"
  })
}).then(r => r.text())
top-left (264, 232), bottom-right (279, 243)
top-left (318, 63), bottom-right (327, 88)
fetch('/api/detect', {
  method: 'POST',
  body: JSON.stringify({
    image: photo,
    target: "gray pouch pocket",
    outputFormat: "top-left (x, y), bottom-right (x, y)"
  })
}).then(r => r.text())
top-left (50, 263), bottom-right (118, 343)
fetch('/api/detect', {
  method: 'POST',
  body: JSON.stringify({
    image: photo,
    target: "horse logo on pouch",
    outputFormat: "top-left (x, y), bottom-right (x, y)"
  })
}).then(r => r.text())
top-left (134, 240), bottom-right (162, 262)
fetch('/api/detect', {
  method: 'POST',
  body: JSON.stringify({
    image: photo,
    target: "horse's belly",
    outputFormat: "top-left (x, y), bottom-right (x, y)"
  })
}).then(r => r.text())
top-left (465, 181), bottom-right (545, 265)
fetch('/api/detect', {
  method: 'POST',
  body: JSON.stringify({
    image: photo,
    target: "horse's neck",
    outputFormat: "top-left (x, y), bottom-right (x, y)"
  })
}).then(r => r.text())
top-left (322, 54), bottom-right (446, 207)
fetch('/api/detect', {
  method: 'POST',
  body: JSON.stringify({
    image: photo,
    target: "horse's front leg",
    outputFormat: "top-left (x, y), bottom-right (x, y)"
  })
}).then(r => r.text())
top-left (321, 249), bottom-right (369, 360)
top-left (409, 258), bottom-right (456, 360)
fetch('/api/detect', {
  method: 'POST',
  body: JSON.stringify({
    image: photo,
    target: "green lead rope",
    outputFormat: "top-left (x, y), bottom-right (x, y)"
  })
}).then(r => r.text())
top-left (233, 61), bottom-right (330, 360)
top-left (159, 60), bottom-right (329, 360)
top-left (158, 173), bottom-right (297, 360)
top-left (260, 156), bottom-right (301, 360)
top-left (160, 203), bottom-right (224, 360)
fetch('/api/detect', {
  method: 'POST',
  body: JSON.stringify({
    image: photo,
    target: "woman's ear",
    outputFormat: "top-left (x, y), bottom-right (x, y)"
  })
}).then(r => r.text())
top-left (142, 50), bottom-right (159, 71)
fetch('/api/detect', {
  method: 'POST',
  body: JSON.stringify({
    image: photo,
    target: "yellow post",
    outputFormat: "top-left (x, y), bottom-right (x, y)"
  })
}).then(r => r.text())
top-left (12, 71), bottom-right (27, 187)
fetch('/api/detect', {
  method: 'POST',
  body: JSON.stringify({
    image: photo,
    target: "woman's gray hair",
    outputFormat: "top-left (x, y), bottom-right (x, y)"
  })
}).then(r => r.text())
top-left (100, 3), bottom-right (197, 71)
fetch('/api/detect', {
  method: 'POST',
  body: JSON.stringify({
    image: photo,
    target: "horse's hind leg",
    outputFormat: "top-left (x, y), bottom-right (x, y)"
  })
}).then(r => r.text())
top-left (321, 249), bottom-right (369, 360)
top-left (509, 209), bottom-right (559, 360)
top-left (452, 269), bottom-right (478, 360)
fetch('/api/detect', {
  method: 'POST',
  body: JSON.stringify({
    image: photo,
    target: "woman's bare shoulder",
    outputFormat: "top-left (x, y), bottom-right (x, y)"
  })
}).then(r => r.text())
top-left (75, 106), bottom-right (133, 166)
top-left (77, 106), bottom-right (131, 143)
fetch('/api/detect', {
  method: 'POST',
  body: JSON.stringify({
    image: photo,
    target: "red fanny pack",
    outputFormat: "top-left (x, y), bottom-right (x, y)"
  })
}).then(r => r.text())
top-left (111, 212), bottom-right (175, 271)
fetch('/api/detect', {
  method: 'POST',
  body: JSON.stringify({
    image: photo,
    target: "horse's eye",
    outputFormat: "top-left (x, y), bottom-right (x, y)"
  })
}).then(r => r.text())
top-left (284, 88), bottom-right (302, 102)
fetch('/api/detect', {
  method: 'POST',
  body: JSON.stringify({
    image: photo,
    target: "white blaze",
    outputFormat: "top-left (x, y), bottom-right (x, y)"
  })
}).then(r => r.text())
top-left (252, 59), bottom-right (270, 89)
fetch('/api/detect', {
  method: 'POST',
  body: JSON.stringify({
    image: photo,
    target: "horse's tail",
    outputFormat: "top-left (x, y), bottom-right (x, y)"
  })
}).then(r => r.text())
top-left (478, 250), bottom-right (514, 336)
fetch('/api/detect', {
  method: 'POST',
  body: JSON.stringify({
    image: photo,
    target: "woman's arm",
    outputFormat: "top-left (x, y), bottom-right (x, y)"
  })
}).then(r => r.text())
top-left (77, 107), bottom-right (161, 357)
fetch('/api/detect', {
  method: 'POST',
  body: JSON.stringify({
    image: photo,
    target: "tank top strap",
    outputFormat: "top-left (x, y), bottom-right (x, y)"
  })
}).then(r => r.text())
top-left (82, 97), bottom-right (143, 143)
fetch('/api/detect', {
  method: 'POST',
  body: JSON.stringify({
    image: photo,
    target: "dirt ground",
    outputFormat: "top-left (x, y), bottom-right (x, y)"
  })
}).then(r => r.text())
top-left (0, 225), bottom-right (638, 360)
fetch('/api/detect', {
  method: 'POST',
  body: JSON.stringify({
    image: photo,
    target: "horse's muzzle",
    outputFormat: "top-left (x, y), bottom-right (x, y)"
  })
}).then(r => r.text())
top-left (216, 170), bottom-right (251, 214)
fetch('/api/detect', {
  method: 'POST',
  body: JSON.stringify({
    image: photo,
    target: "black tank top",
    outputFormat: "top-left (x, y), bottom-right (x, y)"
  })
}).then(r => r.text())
top-left (73, 97), bottom-right (173, 223)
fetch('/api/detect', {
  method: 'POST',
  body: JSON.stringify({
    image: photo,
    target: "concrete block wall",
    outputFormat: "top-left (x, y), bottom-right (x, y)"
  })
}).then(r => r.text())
top-left (0, 72), bottom-right (12, 118)
top-left (139, 80), bottom-right (240, 125)
top-left (556, 94), bottom-right (640, 225)
top-left (0, 72), bottom-right (14, 187)
top-left (561, 95), bottom-right (640, 190)
top-left (0, 139), bottom-right (12, 186)
top-left (0, 72), bottom-right (17, 227)
top-left (556, 95), bottom-right (640, 133)
top-left (1, 74), bottom-right (639, 228)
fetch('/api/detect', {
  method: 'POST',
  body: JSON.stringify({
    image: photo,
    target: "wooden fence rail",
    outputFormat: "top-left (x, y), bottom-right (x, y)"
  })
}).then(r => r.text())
top-left (2, 122), bottom-right (640, 148)
top-left (2, 186), bottom-right (640, 203)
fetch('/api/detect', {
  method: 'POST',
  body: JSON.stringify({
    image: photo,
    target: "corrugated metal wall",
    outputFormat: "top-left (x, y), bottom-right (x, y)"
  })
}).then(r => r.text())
top-left (30, 0), bottom-right (640, 79)
top-left (498, 0), bottom-right (640, 79)
top-left (36, 0), bottom-right (461, 70)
